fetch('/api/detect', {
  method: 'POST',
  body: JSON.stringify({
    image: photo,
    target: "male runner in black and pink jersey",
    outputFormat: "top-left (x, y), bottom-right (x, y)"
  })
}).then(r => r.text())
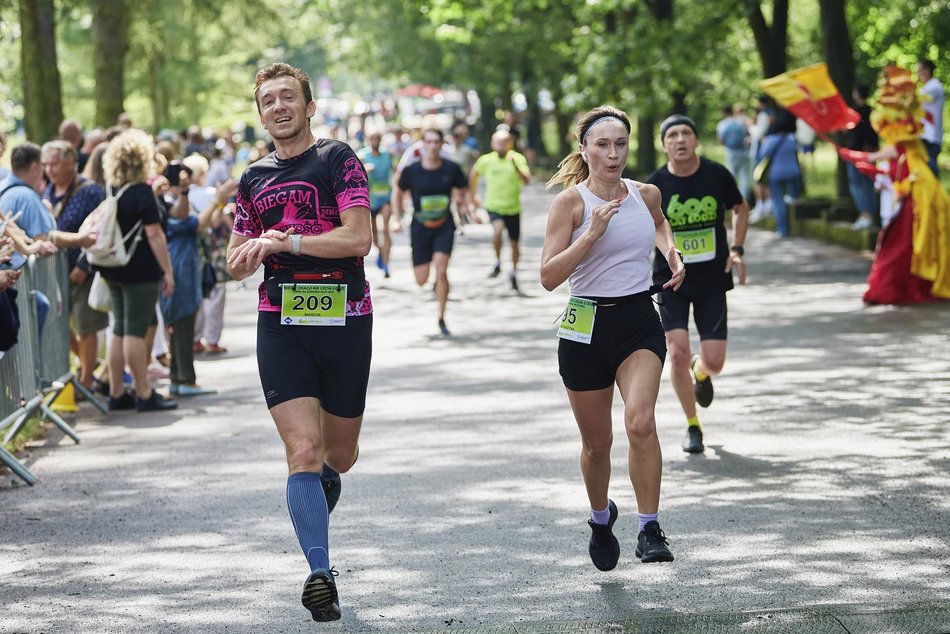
top-left (226, 62), bottom-right (372, 623)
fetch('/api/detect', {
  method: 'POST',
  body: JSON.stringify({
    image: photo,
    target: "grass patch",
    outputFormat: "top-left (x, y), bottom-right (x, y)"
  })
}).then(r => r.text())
top-left (1, 415), bottom-right (48, 455)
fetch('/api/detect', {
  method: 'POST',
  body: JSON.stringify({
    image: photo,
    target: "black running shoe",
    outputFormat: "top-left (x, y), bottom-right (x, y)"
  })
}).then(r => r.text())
top-left (438, 319), bottom-right (450, 337)
top-left (301, 568), bottom-right (340, 622)
top-left (108, 392), bottom-right (135, 411)
top-left (682, 426), bottom-right (704, 454)
top-left (587, 500), bottom-right (620, 571)
top-left (489, 263), bottom-right (501, 278)
top-left (135, 391), bottom-right (178, 412)
top-left (322, 470), bottom-right (341, 514)
top-left (509, 273), bottom-right (518, 291)
top-left (691, 353), bottom-right (714, 408)
top-left (636, 520), bottom-right (674, 563)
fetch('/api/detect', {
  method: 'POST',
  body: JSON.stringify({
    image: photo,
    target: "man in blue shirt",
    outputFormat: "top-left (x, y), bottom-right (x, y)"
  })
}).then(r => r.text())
top-left (0, 143), bottom-right (56, 269)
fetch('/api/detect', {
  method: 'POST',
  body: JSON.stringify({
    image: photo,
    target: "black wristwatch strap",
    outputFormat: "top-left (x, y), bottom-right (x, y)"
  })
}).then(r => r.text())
top-left (730, 245), bottom-right (745, 256)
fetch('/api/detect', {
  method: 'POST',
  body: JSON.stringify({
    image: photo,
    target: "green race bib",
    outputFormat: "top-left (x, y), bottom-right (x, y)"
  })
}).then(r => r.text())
top-left (280, 283), bottom-right (347, 326)
top-left (415, 194), bottom-right (450, 224)
top-left (370, 181), bottom-right (391, 196)
top-left (674, 227), bottom-right (716, 263)
top-left (557, 297), bottom-right (597, 344)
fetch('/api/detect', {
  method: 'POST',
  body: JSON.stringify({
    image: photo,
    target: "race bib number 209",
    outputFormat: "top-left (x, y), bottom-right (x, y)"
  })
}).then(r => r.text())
top-left (280, 283), bottom-right (347, 326)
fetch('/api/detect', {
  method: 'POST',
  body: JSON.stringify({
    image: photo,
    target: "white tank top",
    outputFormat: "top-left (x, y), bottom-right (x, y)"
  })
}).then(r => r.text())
top-left (568, 179), bottom-right (656, 298)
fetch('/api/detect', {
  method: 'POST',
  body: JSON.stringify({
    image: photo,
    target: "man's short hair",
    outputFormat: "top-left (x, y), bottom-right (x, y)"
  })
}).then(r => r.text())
top-left (422, 127), bottom-right (444, 141)
top-left (41, 139), bottom-right (77, 164)
top-left (11, 142), bottom-right (42, 173)
top-left (918, 58), bottom-right (936, 74)
top-left (254, 63), bottom-right (313, 113)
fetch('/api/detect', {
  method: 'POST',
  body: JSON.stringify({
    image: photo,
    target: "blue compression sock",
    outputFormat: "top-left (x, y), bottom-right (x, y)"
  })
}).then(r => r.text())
top-left (286, 472), bottom-right (330, 571)
top-left (639, 513), bottom-right (658, 532)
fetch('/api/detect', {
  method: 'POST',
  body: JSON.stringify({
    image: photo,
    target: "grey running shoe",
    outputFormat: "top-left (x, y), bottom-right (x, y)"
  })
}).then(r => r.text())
top-left (682, 426), bottom-right (704, 454)
top-left (509, 272), bottom-right (518, 291)
top-left (636, 520), bottom-right (674, 563)
top-left (489, 263), bottom-right (501, 278)
top-left (302, 568), bottom-right (340, 622)
top-left (587, 500), bottom-right (620, 571)
top-left (691, 353), bottom-right (714, 408)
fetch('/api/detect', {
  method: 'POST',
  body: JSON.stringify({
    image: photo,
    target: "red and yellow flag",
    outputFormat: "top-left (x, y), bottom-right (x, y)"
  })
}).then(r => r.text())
top-left (760, 63), bottom-right (860, 132)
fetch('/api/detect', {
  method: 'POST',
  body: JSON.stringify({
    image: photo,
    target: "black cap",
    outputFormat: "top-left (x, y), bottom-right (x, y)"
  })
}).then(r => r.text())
top-left (659, 115), bottom-right (698, 141)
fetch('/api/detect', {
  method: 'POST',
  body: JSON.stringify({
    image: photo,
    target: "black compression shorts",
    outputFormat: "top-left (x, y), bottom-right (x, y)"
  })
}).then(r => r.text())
top-left (487, 211), bottom-right (521, 242)
top-left (658, 290), bottom-right (728, 340)
top-left (558, 291), bottom-right (666, 392)
top-left (256, 311), bottom-right (372, 417)
top-left (410, 220), bottom-right (455, 266)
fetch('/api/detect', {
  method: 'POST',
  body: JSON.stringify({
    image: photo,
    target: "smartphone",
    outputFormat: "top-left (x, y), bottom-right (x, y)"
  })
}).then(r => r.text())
top-left (165, 162), bottom-right (183, 186)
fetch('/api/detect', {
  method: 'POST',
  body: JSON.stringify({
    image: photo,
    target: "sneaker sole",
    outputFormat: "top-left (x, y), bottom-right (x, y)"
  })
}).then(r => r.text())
top-left (302, 571), bottom-right (341, 622)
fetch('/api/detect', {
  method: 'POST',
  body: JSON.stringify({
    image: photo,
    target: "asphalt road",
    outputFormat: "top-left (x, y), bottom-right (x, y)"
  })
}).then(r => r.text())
top-left (2, 183), bottom-right (949, 633)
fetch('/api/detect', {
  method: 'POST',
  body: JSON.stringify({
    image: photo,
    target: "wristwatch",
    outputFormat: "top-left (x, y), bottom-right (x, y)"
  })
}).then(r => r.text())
top-left (290, 233), bottom-right (302, 255)
top-left (730, 245), bottom-right (745, 256)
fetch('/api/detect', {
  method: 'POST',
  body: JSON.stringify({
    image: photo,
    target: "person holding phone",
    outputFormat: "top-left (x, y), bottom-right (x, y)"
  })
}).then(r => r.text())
top-left (541, 106), bottom-right (684, 571)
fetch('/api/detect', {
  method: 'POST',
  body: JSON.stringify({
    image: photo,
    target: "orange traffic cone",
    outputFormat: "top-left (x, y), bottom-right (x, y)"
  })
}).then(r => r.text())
top-left (50, 382), bottom-right (79, 413)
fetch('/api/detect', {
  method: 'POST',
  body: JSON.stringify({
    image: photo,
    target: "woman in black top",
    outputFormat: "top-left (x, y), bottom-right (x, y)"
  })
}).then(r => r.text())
top-left (99, 129), bottom-right (177, 412)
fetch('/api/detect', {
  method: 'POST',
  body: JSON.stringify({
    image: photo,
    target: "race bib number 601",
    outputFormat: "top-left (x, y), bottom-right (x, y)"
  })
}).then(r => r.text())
top-left (280, 284), bottom-right (347, 326)
top-left (556, 297), bottom-right (596, 344)
top-left (674, 227), bottom-right (716, 263)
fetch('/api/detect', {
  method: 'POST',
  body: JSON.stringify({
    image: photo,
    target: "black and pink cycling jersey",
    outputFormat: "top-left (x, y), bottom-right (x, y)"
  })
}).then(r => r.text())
top-left (234, 139), bottom-right (373, 316)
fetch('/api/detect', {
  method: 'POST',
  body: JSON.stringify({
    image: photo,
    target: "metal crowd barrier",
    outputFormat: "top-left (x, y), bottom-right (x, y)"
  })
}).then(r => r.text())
top-left (0, 251), bottom-right (106, 485)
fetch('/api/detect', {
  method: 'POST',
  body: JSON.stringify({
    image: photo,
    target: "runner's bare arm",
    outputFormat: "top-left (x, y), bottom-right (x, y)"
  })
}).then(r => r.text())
top-left (226, 233), bottom-right (260, 281)
top-left (467, 168), bottom-right (480, 208)
top-left (642, 183), bottom-right (685, 292)
top-left (229, 206), bottom-right (373, 275)
top-left (540, 188), bottom-right (605, 291)
top-left (726, 199), bottom-right (748, 284)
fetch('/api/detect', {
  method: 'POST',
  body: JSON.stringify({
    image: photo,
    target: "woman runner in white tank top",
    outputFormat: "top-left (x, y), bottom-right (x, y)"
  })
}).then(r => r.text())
top-left (541, 106), bottom-right (685, 569)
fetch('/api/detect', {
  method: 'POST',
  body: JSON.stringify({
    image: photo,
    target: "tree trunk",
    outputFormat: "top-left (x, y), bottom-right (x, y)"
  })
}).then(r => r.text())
top-left (148, 51), bottom-right (170, 131)
top-left (636, 115), bottom-right (657, 177)
top-left (18, 0), bottom-right (63, 142)
top-left (520, 67), bottom-right (546, 159)
top-left (747, 0), bottom-right (788, 77)
top-left (819, 0), bottom-right (855, 198)
top-left (91, 0), bottom-right (129, 128)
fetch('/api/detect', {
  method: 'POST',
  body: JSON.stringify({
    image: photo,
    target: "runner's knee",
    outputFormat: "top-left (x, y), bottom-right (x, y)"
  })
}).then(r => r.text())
top-left (667, 341), bottom-right (692, 369)
top-left (285, 440), bottom-right (323, 474)
top-left (624, 405), bottom-right (656, 443)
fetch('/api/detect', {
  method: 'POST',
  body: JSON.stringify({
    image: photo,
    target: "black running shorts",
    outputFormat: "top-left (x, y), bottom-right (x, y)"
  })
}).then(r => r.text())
top-left (256, 311), bottom-right (372, 418)
top-left (558, 291), bottom-right (667, 392)
top-left (658, 290), bottom-right (728, 340)
top-left (410, 220), bottom-right (455, 266)
top-left (487, 211), bottom-right (521, 242)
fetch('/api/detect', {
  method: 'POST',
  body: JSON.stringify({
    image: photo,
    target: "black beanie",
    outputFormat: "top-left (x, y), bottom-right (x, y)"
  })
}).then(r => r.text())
top-left (659, 115), bottom-right (698, 141)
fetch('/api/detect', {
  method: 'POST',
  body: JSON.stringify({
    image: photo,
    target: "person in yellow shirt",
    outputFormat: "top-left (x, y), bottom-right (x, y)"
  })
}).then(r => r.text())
top-left (469, 129), bottom-right (530, 290)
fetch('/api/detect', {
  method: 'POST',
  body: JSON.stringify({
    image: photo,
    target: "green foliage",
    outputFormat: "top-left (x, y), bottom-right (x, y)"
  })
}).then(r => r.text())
top-left (0, 0), bottom-right (943, 145)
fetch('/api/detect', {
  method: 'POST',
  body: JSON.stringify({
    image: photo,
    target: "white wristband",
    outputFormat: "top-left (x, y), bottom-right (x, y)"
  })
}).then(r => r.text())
top-left (290, 234), bottom-right (301, 255)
